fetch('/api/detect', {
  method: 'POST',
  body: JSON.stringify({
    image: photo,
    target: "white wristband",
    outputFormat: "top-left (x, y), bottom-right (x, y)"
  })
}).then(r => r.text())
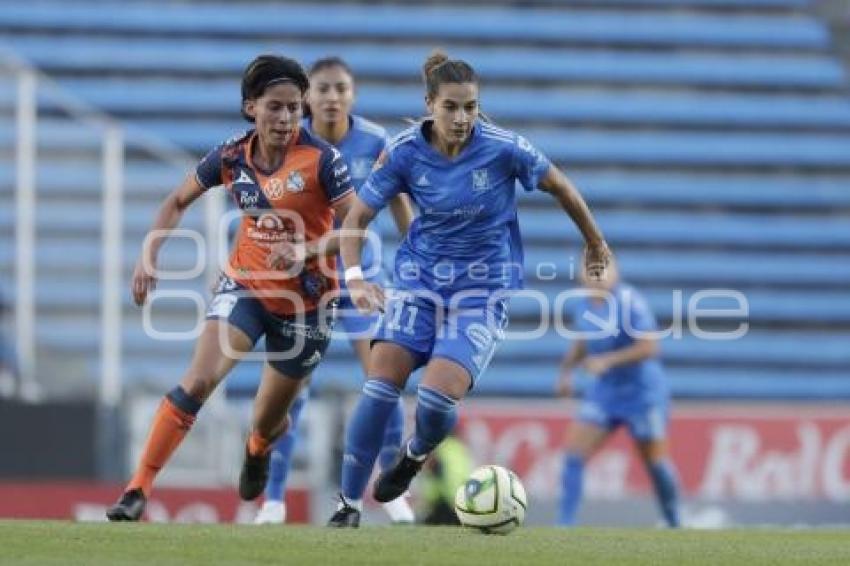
top-left (344, 265), bottom-right (364, 284)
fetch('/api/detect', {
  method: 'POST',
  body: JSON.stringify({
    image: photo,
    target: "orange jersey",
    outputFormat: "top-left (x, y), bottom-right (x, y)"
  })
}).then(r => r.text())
top-left (195, 128), bottom-right (353, 315)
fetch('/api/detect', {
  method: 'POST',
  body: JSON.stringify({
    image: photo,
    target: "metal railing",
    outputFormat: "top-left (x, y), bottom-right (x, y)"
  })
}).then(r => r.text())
top-left (2, 49), bottom-right (224, 407)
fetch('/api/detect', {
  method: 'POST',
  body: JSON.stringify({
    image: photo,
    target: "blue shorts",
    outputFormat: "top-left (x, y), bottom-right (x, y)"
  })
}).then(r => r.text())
top-left (205, 275), bottom-right (335, 378)
top-left (372, 290), bottom-right (508, 387)
top-left (577, 400), bottom-right (669, 442)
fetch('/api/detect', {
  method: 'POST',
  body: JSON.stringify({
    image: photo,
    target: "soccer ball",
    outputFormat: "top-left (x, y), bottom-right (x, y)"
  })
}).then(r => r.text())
top-left (454, 465), bottom-right (527, 534)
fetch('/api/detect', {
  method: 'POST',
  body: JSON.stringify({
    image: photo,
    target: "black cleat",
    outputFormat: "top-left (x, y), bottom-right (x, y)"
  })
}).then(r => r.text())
top-left (373, 451), bottom-right (424, 503)
top-left (238, 446), bottom-right (270, 501)
top-left (327, 494), bottom-right (361, 528)
top-left (106, 488), bottom-right (147, 522)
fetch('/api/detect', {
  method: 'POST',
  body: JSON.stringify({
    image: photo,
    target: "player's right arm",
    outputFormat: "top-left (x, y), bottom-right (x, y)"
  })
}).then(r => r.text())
top-left (343, 141), bottom-right (408, 313)
top-left (132, 174), bottom-right (205, 306)
top-left (556, 339), bottom-right (587, 397)
top-left (340, 196), bottom-right (384, 313)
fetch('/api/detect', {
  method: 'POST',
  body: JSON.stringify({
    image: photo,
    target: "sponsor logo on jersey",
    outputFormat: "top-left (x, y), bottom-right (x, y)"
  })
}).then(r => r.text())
top-left (286, 170), bottom-right (306, 193)
top-left (265, 177), bottom-right (284, 199)
top-left (239, 190), bottom-right (259, 207)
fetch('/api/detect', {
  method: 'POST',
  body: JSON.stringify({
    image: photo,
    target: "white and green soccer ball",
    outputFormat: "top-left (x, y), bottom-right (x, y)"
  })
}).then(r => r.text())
top-left (454, 465), bottom-right (528, 534)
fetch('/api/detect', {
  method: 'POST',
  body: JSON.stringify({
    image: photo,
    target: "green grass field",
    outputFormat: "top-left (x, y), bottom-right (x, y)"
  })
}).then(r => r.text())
top-left (1, 521), bottom-right (848, 565)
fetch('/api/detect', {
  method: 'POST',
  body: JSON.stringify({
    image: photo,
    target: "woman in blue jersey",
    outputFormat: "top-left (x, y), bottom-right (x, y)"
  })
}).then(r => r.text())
top-left (254, 57), bottom-right (415, 525)
top-left (328, 50), bottom-right (611, 527)
top-left (556, 259), bottom-right (681, 527)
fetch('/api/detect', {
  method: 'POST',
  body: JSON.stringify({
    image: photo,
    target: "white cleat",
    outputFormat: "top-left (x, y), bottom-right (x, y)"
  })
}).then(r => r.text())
top-left (253, 500), bottom-right (286, 525)
top-left (382, 495), bottom-right (415, 524)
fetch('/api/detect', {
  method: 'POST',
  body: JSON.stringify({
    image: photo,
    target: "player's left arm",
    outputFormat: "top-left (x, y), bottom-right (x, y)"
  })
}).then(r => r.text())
top-left (538, 166), bottom-right (611, 277)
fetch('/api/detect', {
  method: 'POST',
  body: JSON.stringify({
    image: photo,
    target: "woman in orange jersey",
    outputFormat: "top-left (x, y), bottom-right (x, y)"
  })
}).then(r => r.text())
top-left (106, 54), bottom-right (354, 521)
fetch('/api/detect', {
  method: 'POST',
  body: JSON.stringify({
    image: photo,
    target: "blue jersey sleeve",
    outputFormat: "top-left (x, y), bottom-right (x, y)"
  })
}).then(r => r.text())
top-left (358, 147), bottom-right (405, 211)
top-left (319, 146), bottom-right (354, 204)
top-left (513, 135), bottom-right (552, 192)
top-left (195, 145), bottom-right (224, 190)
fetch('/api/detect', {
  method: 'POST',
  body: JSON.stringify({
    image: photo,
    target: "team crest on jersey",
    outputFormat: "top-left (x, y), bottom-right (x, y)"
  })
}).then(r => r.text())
top-left (472, 169), bottom-right (490, 192)
top-left (286, 170), bottom-right (306, 193)
top-left (265, 178), bottom-right (284, 199)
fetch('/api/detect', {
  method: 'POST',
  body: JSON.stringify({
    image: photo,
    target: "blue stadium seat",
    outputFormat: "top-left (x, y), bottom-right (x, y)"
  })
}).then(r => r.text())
top-left (5, 37), bottom-right (845, 88)
top-left (522, 249), bottom-right (850, 286)
top-left (1, 0), bottom-right (847, 401)
top-left (7, 119), bottom-right (850, 168)
top-left (522, 171), bottom-right (850, 208)
top-left (518, 209), bottom-right (850, 248)
top-left (6, 81), bottom-right (850, 129)
top-left (0, 3), bottom-right (829, 49)
top-left (4, 162), bottom-right (850, 210)
top-left (37, 324), bottom-right (850, 369)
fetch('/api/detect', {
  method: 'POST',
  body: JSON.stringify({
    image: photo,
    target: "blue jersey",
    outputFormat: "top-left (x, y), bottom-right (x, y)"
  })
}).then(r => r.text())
top-left (302, 114), bottom-right (389, 283)
top-left (571, 283), bottom-right (668, 410)
top-left (359, 120), bottom-right (551, 302)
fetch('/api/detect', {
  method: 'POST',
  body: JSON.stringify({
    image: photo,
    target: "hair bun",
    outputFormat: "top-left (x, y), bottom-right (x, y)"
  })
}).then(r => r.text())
top-left (422, 49), bottom-right (449, 80)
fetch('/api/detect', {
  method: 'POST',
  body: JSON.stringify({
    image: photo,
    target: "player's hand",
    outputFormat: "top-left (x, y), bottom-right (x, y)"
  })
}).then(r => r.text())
top-left (267, 239), bottom-right (306, 272)
top-left (348, 278), bottom-right (385, 314)
top-left (584, 240), bottom-right (612, 282)
top-left (582, 355), bottom-right (612, 377)
top-left (131, 257), bottom-right (157, 307)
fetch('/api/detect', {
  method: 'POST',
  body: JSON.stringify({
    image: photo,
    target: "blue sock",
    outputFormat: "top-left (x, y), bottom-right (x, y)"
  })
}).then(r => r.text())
top-left (378, 399), bottom-right (404, 471)
top-left (264, 392), bottom-right (308, 502)
top-left (408, 386), bottom-right (457, 459)
top-left (648, 459), bottom-right (681, 528)
top-left (558, 453), bottom-right (584, 525)
top-left (341, 379), bottom-right (401, 501)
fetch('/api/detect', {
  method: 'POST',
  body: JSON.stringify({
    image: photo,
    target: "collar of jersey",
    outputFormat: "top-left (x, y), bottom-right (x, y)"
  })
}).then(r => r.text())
top-left (245, 128), bottom-right (301, 177)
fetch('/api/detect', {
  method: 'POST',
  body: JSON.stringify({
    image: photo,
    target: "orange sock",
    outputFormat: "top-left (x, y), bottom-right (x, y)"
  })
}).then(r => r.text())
top-left (127, 398), bottom-right (196, 497)
top-left (247, 430), bottom-right (272, 457)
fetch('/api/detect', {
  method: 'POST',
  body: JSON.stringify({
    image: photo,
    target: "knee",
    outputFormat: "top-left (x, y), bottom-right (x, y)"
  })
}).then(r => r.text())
top-left (180, 370), bottom-right (221, 402)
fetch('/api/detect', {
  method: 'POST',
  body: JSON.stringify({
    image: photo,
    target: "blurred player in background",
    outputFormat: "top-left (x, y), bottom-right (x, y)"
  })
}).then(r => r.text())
top-left (107, 54), bottom-right (354, 521)
top-left (556, 259), bottom-right (681, 528)
top-left (417, 429), bottom-right (472, 525)
top-left (254, 56), bottom-right (415, 525)
top-left (328, 49), bottom-right (610, 527)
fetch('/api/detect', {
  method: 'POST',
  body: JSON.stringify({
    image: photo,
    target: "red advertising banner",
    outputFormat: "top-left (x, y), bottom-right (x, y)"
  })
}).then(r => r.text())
top-left (0, 483), bottom-right (310, 523)
top-left (459, 401), bottom-right (850, 502)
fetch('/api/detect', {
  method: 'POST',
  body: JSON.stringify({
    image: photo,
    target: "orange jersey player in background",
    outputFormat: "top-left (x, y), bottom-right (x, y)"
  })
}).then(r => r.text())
top-left (106, 54), bottom-right (354, 521)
